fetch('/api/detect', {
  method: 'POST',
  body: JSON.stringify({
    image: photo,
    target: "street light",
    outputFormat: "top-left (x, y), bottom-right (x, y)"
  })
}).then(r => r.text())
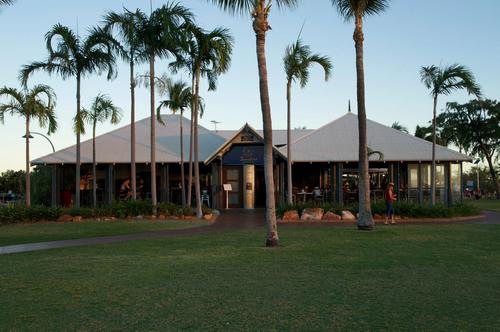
top-left (474, 159), bottom-right (481, 196)
top-left (22, 131), bottom-right (55, 153)
top-left (22, 131), bottom-right (57, 207)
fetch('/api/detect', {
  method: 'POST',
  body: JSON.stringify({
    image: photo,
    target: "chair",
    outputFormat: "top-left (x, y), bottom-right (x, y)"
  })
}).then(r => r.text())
top-left (201, 189), bottom-right (210, 207)
top-left (313, 187), bottom-right (324, 204)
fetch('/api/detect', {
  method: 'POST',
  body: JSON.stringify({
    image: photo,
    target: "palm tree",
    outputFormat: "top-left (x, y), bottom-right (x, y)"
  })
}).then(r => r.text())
top-left (208, 0), bottom-right (298, 247)
top-left (157, 79), bottom-right (203, 206)
top-left (0, 85), bottom-right (57, 207)
top-left (283, 38), bottom-right (332, 204)
top-left (330, 0), bottom-right (389, 230)
top-left (78, 94), bottom-right (122, 208)
top-left (391, 121), bottom-right (408, 133)
top-left (136, 2), bottom-right (193, 207)
top-left (104, 9), bottom-right (147, 202)
top-left (0, 0), bottom-right (14, 7)
top-left (420, 64), bottom-right (481, 205)
top-left (189, 26), bottom-right (233, 218)
top-left (169, 22), bottom-right (218, 208)
top-left (20, 24), bottom-right (116, 208)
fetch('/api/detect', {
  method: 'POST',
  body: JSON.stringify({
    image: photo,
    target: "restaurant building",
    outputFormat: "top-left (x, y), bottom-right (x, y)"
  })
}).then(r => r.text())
top-left (32, 112), bottom-right (470, 208)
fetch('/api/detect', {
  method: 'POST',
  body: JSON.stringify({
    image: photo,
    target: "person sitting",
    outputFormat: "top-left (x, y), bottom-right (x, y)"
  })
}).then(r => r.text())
top-left (119, 179), bottom-right (131, 200)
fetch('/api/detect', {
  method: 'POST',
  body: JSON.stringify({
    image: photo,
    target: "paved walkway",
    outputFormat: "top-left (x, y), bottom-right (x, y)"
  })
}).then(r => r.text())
top-left (0, 209), bottom-right (498, 255)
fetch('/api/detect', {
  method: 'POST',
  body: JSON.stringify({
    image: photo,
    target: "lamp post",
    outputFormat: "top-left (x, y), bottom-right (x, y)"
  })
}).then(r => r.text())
top-left (474, 159), bottom-right (481, 199)
top-left (23, 132), bottom-right (57, 207)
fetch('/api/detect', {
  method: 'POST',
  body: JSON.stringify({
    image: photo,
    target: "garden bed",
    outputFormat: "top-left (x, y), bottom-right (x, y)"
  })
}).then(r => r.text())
top-left (0, 201), bottom-right (216, 225)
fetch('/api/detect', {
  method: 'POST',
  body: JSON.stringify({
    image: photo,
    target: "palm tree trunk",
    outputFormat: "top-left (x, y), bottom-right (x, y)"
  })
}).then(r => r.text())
top-left (180, 109), bottom-right (186, 206)
top-left (75, 74), bottom-right (81, 208)
top-left (130, 60), bottom-right (137, 201)
top-left (254, 8), bottom-right (279, 246)
top-left (354, 15), bottom-right (373, 230)
top-left (187, 71), bottom-right (195, 206)
top-left (286, 79), bottom-right (293, 205)
top-left (430, 95), bottom-right (438, 205)
top-left (483, 152), bottom-right (500, 199)
top-left (92, 123), bottom-right (97, 208)
top-left (149, 54), bottom-right (157, 207)
top-left (25, 116), bottom-right (30, 207)
top-left (193, 64), bottom-right (202, 218)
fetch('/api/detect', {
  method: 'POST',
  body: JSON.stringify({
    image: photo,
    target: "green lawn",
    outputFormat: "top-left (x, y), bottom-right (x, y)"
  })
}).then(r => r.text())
top-left (1, 224), bottom-right (499, 330)
top-left (0, 219), bottom-right (210, 247)
top-left (468, 198), bottom-right (500, 212)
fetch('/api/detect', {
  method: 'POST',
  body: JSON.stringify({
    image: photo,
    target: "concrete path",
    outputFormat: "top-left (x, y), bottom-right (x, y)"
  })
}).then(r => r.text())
top-left (0, 209), bottom-right (265, 255)
top-left (0, 209), bottom-right (498, 255)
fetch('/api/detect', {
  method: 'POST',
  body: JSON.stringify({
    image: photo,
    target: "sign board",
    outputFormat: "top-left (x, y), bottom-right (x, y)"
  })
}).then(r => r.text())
top-left (466, 180), bottom-right (474, 187)
top-left (223, 184), bottom-right (232, 191)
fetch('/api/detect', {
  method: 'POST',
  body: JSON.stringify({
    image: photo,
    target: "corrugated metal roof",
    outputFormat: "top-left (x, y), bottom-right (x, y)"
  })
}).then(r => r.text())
top-left (32, 112), bottom-right (471, 165)
top-left (32, 114), bottom-right (226, 165)
top-left (280, 112), bottom-right (471, 162)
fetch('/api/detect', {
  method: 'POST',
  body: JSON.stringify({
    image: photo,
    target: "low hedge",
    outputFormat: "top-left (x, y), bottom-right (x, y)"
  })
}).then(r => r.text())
top-left (277, 201), bottom-right (480, 219)
top-left (0, 201), bottom-right (211, 225)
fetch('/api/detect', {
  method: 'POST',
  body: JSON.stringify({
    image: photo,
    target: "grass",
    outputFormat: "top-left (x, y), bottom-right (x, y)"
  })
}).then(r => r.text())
top-left (0, 219), bottom-right (210, 247)
top-left (1, 224), bottom-right (500, 330)
top-left (468, 198), bottom-right (500, 212)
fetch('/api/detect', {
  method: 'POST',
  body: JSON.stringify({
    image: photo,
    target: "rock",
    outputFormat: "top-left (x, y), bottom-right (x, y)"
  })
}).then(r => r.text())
top-left (394, 215), bottom-right (402, 220)
top-left (183, 215), bottom-right (193, 221)
top-left (212, 209), bottom-right (221, 216)
top-left (301, 208), bottom-right (324, 221)
top-left (283, 210), bottom-right (300, 221)
top-left (57, 214), bottom-right (73, 222)
top-left (135, 215), bottom-right (144, 220)
top-left (373, 213), bottom-right (383, 220)
top-left (203, 213), bottom-right (213, 221)
top-left (145, 215), bottom-right (157, 220)
top-left (72, 216), bottom-right (83, 222)
top-left (158, 214), bottom-right (166, 220)
top-left (341, 211), bottom-right (356, 220)
top-left (322, 211), bottom-right (341, 221)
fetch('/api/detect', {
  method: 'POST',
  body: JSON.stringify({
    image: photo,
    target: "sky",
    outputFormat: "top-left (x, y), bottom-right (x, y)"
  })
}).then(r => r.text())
top-left (0, 0), bottom-right (499, 172)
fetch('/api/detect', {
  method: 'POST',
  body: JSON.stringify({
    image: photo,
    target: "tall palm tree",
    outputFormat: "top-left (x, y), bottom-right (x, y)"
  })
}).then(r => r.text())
top-left (330, 0), bottom-right (389, 230)
top-left (136, 2), bottom-right (193, 207)
top-left (20, 24), bottom-right (116, 208)
top-left (104, 8), bottom-right (147, 202)
top-left (0, 0), bottom-right (14, 6)
top-left (157, 79), bottom-right (203, 206)
top-left (208, 0), bottom-right (298, 247)
top-left (391, 121), bottom-right (408, 133)
top-left (78, 94), bottom-right (122, 208)
top-left (0, 85), bottom-right (57, 207)
top-left (283, 38), bottom-right (332, 204)
top-left (420, 64), bottom-right (481, 204)
top-left (169, 23), bottom-right (218, 208)
top-left (189, 26), bottom-right (233, 218)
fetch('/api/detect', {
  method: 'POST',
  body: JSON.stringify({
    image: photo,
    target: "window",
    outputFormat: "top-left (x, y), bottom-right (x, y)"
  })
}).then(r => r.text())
top-left (408, 164), bottom-right (419, 188)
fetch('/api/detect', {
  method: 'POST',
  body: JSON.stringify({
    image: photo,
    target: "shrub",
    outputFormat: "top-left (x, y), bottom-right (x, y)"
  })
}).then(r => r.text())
top-left (277, 201), bottom-right (480, 219)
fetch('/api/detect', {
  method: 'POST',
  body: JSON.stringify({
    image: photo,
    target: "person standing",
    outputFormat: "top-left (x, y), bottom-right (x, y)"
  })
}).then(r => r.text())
top-left (385, 182), bottom-right (397, 225)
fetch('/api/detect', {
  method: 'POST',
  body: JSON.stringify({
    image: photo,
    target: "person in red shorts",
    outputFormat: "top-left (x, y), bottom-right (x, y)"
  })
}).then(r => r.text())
top-left (384, 182), bottom-right (397, 225)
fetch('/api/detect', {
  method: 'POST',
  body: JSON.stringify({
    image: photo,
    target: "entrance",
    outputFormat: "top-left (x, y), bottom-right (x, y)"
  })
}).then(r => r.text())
top-left (223, 166), bottom-right (243, 208)
top-left (254, 167), bottom-right (266, 208)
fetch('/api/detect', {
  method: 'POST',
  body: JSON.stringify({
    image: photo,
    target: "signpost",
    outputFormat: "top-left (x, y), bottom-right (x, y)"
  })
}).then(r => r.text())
top-left (223, 184), bottom-right (232, 209)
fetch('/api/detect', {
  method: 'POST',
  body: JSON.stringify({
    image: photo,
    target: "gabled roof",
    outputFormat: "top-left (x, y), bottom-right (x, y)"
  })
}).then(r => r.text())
top-left (215, 129), bottom-right (313, 146)
top-left (280, 112), bottom-right (471, 162)
top-left (204, 123), bottom-right (286, 164)
top-left (32, 114), bottom-right (226, 165)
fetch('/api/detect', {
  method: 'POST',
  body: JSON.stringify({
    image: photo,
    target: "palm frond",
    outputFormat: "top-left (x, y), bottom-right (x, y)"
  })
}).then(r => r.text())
top-left (330, 0), bottom-right (390, 21)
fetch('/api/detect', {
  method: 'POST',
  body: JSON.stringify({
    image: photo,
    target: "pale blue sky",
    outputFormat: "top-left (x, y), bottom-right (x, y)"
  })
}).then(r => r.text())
top-left (0, 0), bottom-right (499, 171)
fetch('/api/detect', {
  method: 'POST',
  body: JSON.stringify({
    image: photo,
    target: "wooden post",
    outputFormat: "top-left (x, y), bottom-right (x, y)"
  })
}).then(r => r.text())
top-left (166, 164), bottom-right (170, 203)
top-left (51, 165), bottom-right (57, 207)
top-left (418, 163), bottom-right (423, 204)
top-left (160, 164), bottom-right (166, 203)
top-left (279, 162), bottom-right (285, 207)
top-left (105, 164), bottom-right (114, 204)
top-left (336, 163), bottom-right (343, 205)
top-left (330, 163), bottom-right (335, 203)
